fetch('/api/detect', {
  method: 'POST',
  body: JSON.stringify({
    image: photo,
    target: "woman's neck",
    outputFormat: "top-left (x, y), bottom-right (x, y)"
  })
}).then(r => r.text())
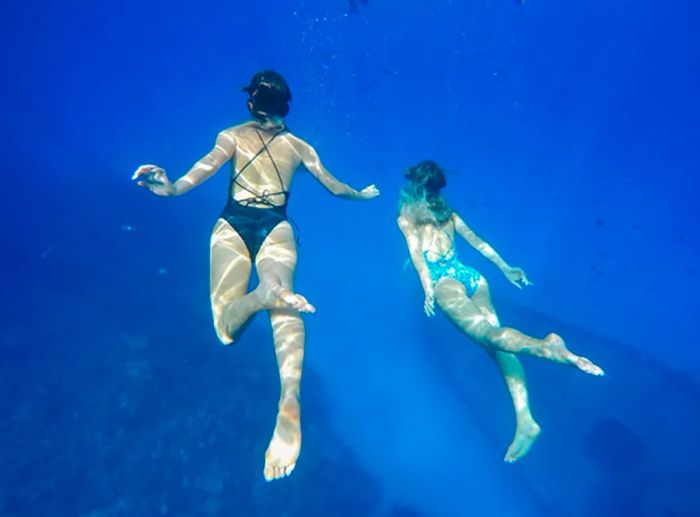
top-left (251, 116), bottom-right (285, 131)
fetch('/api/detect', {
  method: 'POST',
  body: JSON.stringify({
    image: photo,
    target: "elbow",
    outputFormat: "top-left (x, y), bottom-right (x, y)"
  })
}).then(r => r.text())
top-left (397, 216), bottom-right (411, 231)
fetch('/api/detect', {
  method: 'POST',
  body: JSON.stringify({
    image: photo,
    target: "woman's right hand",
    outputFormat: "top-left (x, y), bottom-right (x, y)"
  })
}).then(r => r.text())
top-left (424, 285), bottom-right (436, 317)
top-left (358, 184), bottom-right (380, 200)
top-left (132, 164), bottom-right (177, 196)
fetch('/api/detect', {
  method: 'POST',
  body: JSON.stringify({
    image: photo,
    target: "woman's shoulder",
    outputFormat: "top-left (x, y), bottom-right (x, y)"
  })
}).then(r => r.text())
top-left (218, 121), bottom-right (283, 141)
top-left (225, 121), bottom-right (256, 134)
top-left (448, 209), bottom-right (462, 222)
top-left (281, 129), bottom-right (305, 145)
top-left (214, 125), bottom-right (244, 142)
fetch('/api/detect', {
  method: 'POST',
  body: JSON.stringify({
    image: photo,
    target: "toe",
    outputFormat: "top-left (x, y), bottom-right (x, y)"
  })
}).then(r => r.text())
top-left (264, 466), bottom-right (274, 482)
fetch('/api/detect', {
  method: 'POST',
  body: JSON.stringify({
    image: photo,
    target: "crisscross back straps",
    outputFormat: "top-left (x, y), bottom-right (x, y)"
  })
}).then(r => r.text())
top-left (229, 127), bottom-right (288, 207)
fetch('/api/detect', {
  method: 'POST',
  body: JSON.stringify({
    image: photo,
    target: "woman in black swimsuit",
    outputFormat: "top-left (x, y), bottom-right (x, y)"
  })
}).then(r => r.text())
top-left (133, 70), bottom-right (379, 481)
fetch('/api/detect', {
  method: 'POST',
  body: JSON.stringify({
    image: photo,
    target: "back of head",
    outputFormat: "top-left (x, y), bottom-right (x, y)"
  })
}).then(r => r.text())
top-left (241, 70), bottom-right (292, 122)
top-left (404, 160), bottom-right (446, 193)
top-left (399, 160), bottom-right (452, 225)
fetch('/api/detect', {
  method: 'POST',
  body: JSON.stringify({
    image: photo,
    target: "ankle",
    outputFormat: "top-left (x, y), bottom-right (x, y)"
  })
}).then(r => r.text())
top-left (280, 392), bottom-right (300, 405)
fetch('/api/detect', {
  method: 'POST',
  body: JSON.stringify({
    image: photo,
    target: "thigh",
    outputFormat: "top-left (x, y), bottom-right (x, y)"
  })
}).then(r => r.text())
top-left (435, 277), bottom-right (491, 337)
top-left (255, 221), bottom-right (298, 287)
top-left (471, 279), bottom-right (525, 370)
top-left (470, 277), bottom-right (500, 327)
top-left (210, 218), bottom-right (252, 308)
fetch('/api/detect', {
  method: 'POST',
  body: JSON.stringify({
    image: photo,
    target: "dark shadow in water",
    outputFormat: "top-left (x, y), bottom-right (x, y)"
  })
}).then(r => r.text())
top-left (582, 417), bottom-right (648, 475)
top-left (0, 175), bottom-right (382, 516)
top-left (423, 297), bottom-right (700, 517)
top-left (386, 505), bottom-right (426, 517)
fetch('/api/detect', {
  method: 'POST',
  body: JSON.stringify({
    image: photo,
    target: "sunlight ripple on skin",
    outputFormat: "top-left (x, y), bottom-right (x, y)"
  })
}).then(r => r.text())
top-left (397, 160), bottom-right (604, 463)
top-left (133, 80), bottom-right (379, 480)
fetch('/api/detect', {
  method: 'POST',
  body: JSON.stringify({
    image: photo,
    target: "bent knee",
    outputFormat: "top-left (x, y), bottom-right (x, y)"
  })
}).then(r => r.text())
top-left (212, 310), bottom-right (234, 345)
top-left (215, 328), bottom-right (234, 346)
top-left (457, 313), bottom-right (500, 340)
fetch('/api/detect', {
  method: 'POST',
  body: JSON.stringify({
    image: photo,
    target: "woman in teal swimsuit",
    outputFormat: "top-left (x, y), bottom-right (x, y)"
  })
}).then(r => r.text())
top-left (397, 160), bottom-right (604, 462)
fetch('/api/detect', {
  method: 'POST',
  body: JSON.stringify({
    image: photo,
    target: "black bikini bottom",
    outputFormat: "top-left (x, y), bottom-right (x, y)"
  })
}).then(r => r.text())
top-left (219, 200), bottom-right (288, 260)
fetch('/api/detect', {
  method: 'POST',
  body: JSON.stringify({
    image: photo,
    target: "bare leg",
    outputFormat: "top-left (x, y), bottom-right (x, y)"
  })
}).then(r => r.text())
top-left (471, 280), bottom-right (541, 462)
top-left (252, 222), bottom-right (315, 314)
top-left (255, 222), bottom-right (306, 481)
top-left (263, 309), bottom-right (304, 481)
top-left (210, 219), bottom-right (253, 344)
top-left (494, 353), bottom-right (542, 462)
top-left (211, 220), bottom-right (314, 344)
top-left (435, 277), bottom-right (603, 375)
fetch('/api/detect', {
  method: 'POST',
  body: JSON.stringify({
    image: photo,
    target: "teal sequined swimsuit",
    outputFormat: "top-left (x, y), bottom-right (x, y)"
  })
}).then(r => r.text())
top-left (424, 251), bottom-right (481, 297)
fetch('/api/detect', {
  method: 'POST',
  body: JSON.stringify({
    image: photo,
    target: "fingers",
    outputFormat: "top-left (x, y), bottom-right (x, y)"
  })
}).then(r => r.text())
top-left (511, 278), bottom-right (532, 289)
top-left (361, 184), bottom-right (381, 198)
top-left (132, 164), bottom-right (165, 180)
top-left (132, 164), bottom-right (154, 180)
top-left (136, 180), bottom-right (158, 189)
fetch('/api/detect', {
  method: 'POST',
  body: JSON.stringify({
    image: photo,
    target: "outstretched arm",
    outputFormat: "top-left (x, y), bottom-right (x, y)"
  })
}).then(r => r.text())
top-left (133, 131), bottom-right (236, 196)
top-left (398, 214), bottom-right (436, 316)
top-left (297, 140), bottom-right (379, 200)
top-left (452, 213), bottom-right (532, 288)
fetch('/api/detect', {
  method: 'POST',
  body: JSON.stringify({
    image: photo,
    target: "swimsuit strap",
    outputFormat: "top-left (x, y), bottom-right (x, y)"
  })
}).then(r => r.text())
top-left (255, 129), bottom-right (287, 196)
top-left (229, 126), bottom-right (288, 207)
top-left (444, 217), bottom-right (457, 253)
top-left (425, 218), bottom-right (457, 259)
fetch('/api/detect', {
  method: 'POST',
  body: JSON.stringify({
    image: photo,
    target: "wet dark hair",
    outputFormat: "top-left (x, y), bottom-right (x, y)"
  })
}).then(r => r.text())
top-left (241, 70), bottom-right (292, 121)
top-left (399, 160), bottom-right (453, 225)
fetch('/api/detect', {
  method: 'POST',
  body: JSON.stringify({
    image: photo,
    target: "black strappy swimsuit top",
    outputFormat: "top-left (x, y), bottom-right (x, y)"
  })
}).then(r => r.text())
top-left (228, 126), bottom-right (288, 208)
top-left (219, 126), bottom-right (291, 259)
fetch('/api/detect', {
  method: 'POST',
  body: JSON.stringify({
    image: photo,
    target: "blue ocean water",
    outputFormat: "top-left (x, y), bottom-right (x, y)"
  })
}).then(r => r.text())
top-left (1, 0), bottom-right (699, 515)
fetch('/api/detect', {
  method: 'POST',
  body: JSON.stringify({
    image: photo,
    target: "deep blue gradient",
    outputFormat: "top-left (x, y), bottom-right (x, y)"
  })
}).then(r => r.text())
top-left (2, 1), bottom-right (699, 516)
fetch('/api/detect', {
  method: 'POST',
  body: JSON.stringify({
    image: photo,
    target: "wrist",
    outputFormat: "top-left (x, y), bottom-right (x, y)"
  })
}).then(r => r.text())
top-left (170, 181), bottom-right (184, 196)
top-left (494, 258), bottom-right (508, 271)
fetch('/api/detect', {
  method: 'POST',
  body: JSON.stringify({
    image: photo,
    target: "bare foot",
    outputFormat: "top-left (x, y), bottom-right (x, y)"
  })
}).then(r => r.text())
top-left (571, 355), bottom-right (605, 376)
top-left (264, 397), bottom-right (302, 482)
top-left (543, 334), bottom-right (605, 376)
top-left (504, 419), bottom-right (541, 463)
top-left (256, 276), bottom-right (316, 313)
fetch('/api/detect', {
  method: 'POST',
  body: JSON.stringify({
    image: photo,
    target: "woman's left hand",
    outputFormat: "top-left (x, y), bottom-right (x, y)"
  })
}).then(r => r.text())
top-left (358, 184), bottom-right (380, 200)
top-left (504, 266), bottom-right (532, 289)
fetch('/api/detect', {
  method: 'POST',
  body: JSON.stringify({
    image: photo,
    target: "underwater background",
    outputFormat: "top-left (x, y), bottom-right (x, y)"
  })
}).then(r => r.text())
top-left (2, 0), bottom-right (699, 515)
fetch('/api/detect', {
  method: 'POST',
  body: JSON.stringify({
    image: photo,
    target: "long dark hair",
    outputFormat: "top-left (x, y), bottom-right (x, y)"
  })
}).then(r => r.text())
top-left (398, 160), bottom-right (453, 225)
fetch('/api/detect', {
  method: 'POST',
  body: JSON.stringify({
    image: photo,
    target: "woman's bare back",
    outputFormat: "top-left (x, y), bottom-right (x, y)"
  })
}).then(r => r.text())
top-left (226, 122), bottom-right (306, 207)
top-left (418, 216), bottom-right (457, 261)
